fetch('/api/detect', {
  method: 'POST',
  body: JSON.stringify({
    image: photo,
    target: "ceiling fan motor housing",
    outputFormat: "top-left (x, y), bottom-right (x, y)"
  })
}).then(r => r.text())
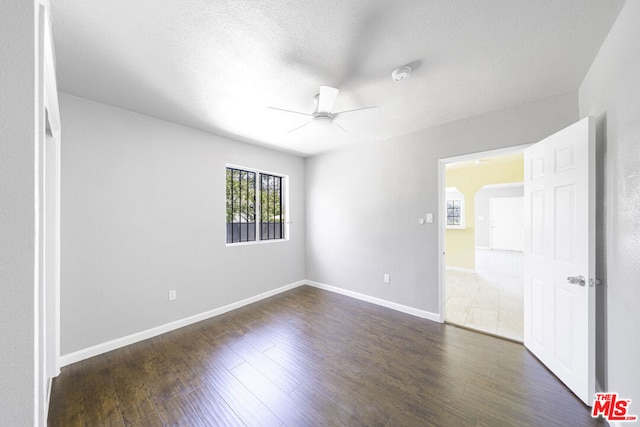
top-left (313, 112), bottom-right (334, 126)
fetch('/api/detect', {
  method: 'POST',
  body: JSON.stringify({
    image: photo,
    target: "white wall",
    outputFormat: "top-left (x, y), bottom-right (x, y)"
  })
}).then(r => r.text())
top-left (60, 93), bottom-right (305, 356)
top-left (475, 185), bottom-right (524, 249)
top-left (0, 1), bottom-right (36, 424)
top-left (579, 0), bottom-right (640, 407)
top-left (306, 91), bottom-right (577, 314)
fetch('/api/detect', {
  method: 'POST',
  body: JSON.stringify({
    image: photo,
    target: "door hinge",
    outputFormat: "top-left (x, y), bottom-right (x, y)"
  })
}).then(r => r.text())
top-left (589, 278), bottom-right (603, 287)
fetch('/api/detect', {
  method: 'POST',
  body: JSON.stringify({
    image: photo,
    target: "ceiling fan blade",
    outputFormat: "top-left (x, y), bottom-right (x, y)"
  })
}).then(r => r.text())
top-left (332, 121), bottom-right (348, 133)
top-left (267, 106), bottom-right (313, 117)
top-left (333, 106), bottom-right (378, 127)
top-left (317, 86), bottom-right (339, 113)
top-left (286, 120), bottom-right (314, 134)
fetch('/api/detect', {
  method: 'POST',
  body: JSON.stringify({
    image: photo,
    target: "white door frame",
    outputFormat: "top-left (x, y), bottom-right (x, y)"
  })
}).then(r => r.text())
top-left (437, 144), bottom-right (529, 323)
top-left (37, 2), bottom-right (61, 425)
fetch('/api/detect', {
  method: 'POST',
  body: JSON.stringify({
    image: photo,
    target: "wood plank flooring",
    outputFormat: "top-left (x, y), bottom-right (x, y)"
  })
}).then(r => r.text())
top-left (48, 285), bottom-right (604, 426)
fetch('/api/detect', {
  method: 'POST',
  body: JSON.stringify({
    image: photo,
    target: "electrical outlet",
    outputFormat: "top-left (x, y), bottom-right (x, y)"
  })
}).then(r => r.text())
top-left (168, 290), bottom-right (177, 301)
top-left (384, 274), bottom-right (390, 284)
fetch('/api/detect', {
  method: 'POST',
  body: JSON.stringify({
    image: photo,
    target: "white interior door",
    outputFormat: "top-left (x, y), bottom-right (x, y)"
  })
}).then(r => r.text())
top-left (490, 197), bottom-right (524, 251)
top-left (523, 116), bottom-right (595, 405)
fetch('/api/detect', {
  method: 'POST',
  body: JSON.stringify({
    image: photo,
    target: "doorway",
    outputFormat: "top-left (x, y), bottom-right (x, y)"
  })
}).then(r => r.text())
top-left (440, 148), bottom-right (526, 341)
top-left (438, 118), bottom-right (597, 403)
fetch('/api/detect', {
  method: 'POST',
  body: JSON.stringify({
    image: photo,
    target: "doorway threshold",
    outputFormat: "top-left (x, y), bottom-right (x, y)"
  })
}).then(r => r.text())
top-left (445, 321), bottom-right (524, 344)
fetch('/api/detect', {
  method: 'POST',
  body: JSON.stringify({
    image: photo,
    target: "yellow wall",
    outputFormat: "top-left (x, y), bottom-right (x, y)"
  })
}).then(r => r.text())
top-left (445, 152), bottom-right (524, 270)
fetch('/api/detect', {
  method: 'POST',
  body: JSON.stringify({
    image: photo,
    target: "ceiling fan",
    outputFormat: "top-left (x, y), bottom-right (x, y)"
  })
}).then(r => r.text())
top-left (268, 86), bottom-right (378, 134)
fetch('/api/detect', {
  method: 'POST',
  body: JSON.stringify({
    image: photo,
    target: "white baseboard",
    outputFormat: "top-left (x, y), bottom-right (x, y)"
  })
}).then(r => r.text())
top-left (60, 279), bottom-right (442, 367)
top-left (306, 280), bottom-right (441, 323)
top-left (59, 280), bottom-right (305, 367)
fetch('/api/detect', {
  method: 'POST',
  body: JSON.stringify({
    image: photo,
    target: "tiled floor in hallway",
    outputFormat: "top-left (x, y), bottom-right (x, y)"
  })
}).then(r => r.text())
top-left (446, 249), bottom-right (524, 341)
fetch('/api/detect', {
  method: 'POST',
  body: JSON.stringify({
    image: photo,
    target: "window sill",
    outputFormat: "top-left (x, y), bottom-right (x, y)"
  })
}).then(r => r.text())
top-left (446, 225), bottom-right (466, 230)
top-left (226, 238), bottom-right (289, 247)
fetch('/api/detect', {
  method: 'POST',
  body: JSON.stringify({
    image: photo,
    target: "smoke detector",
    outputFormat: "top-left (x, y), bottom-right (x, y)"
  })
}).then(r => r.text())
top-left (391, 66), bottom-right (412, 81)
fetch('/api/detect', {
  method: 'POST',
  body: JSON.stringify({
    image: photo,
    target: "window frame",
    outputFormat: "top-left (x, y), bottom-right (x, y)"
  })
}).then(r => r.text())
top-left (225, 164), bottom-right (289, 246)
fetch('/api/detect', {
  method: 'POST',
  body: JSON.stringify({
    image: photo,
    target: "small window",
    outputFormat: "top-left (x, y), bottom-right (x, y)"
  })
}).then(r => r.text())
top-left (226, 166), bottom-right (287, 244)
top-left (447, 199), bottom-right (462, 226)
top-left (445, 187), bottom-right (465, 229)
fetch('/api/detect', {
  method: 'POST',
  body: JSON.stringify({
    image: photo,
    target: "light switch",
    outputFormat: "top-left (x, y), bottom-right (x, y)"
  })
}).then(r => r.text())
top-left (426, 213), bottom-right (433, 223)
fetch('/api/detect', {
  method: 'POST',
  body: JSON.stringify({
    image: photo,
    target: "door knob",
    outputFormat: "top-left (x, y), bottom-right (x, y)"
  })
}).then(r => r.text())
top-left (567, 275), bottom-right (586, 287)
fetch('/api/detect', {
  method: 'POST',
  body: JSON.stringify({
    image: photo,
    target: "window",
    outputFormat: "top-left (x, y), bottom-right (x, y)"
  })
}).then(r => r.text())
top-left (259, 173), bottom-right (284, 240)
top-left (226, 166), bottom-right (286, 244)
top-left (226, 168), bottom-right (256, 243)
top-left (445, 187), bottom-right (465, 229)
top-left (447, 199), bottom-right (462, 226)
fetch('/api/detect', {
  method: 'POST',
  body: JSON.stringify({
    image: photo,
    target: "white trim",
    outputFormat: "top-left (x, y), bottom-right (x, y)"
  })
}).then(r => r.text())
top-left (225, 164), bottom-right (290, 246)
top-left (446, 225), bottom-right (466, 230)
top-left (225, 163), bottom-right (286, 180)
top-left (438, 159), bottom-right (446, 323)
top-left (479, 182), bottom-right (524, 191)
top-left (225, 237), bottom-right (289, 247)
top-left (439, 145), bottom-right (530, 166)
top-left (306, 281), bottom-right (442, 323)
top-left (45, 377), bottom-right (53, 421)
top-left (42, 0), bottom-right (59, 142)
top-left (52, 129), bottom-right (61, 377)
top-left (445, 266), bottom-right (476, 273)
top-left (60, 279), bottom-right (444, 368)
top-left (59, 280), bottom-right (305, 367)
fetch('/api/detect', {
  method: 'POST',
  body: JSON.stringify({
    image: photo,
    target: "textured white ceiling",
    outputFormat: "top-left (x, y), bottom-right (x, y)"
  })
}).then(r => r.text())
top-left (51, 0), bottom-right (624, 156)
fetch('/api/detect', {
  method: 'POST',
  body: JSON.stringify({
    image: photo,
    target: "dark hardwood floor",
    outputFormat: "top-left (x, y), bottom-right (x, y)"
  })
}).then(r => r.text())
top-left (48, 285), bottom-right (604, 426)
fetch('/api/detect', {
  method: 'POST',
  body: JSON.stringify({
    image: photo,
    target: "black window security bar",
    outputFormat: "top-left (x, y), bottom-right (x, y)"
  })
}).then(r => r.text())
top-left (226, 168), bottom-right (256, 243)
top-left (260, 173), bottom-right (284, 240)
top-left (226, 167), bottom-right (285, 244)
